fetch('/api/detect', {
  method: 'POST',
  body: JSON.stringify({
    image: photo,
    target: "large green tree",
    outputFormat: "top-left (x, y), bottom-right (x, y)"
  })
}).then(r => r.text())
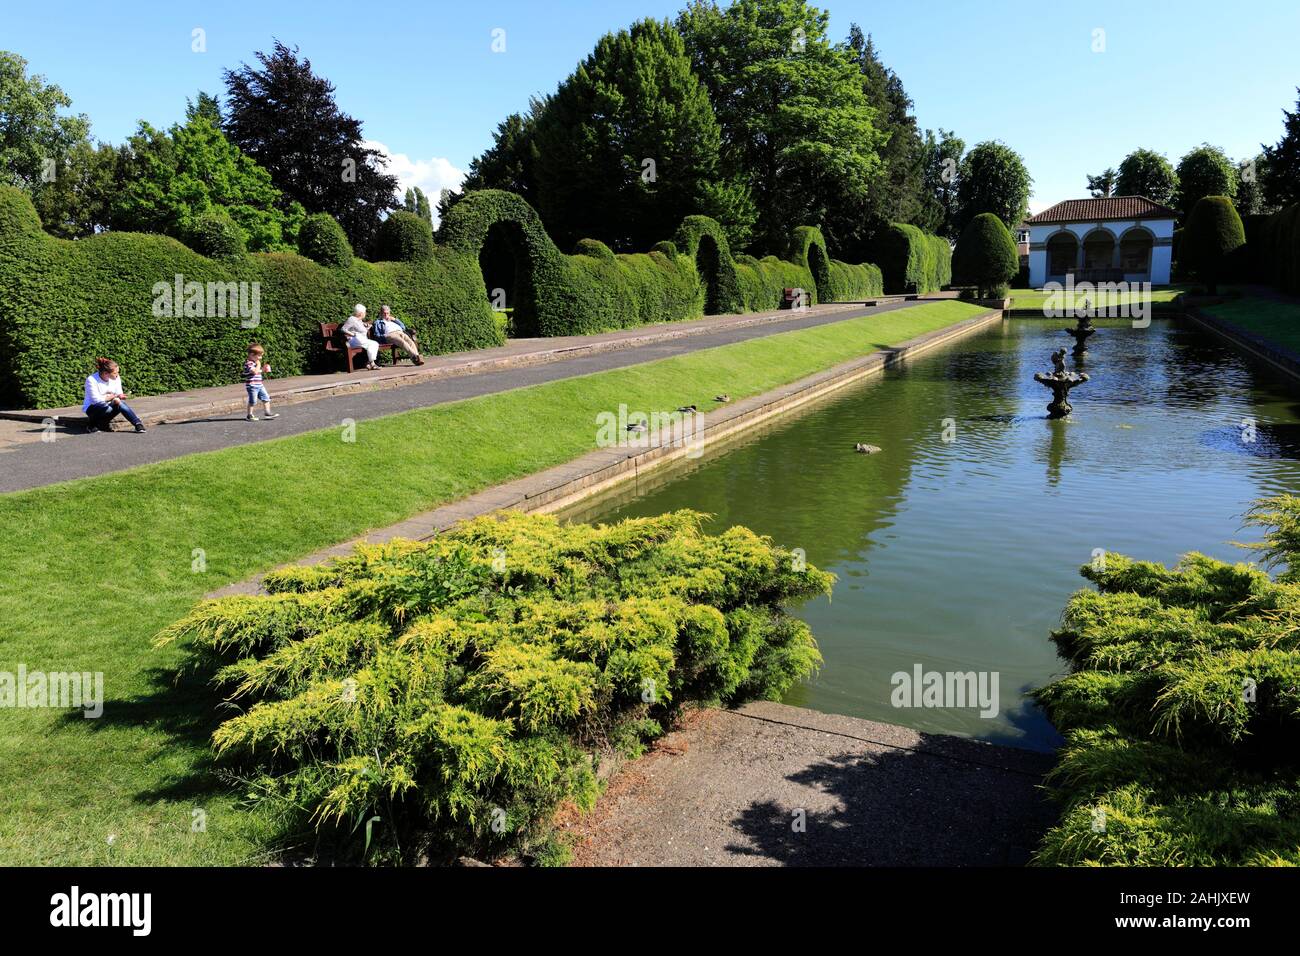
top-left (30, 139), bottom-right (124, 238)
top-left (222, 41), bottom-right (397, 256)
top-left (1262, 89), bottom-right (1300, 210)
top-left (676, 0), bottom-right (884, 255)
top-left (1175, 144), bottom-right (1236, 222)
top-left (955, 140), bottom-right (1031, 231)
top-left (529, 17), bottom-right (753, 252)
top-left (113, 114), bottom-right (304, 252)
top-left (1180, 195), bottom-right (1245, 294)
top-left (1115, 148), bottom-right (1177, 205)
top-left (833, 25), bottom-right (925, 258)
top-left (917, 128), bottom-right (964, 239)
top-left (0, 51), bottom-right (90, 191)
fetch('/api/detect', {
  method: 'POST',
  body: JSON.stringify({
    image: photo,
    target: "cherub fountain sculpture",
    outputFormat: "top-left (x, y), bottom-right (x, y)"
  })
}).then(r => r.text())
top-left (1033, 347), bottom-right (1089, 418)
top-left (1064, 310), bottom-right (1096, 356)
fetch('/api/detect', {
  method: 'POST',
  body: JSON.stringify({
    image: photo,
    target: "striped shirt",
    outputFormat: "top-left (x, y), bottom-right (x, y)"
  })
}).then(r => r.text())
top-left (242, 360), bottom-right (264, 387)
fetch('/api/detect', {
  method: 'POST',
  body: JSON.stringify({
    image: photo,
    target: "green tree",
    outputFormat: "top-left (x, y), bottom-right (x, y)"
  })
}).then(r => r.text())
top-left (833, 25), bottom-right (925, 259)
top-left (1234, 153), bottom-right (1274, 216)
top-left (113, 113), bottom-right (304, 252)
top-left (956, 140), bottom-right (1031, 231)
top-left (1086, 168), bottom-right (1118, 198)
top-left (1175, 144), bottom-right (1236, 222)
top-left (186, 91), bottom-right (223, 126)
top-left (918, 128), bottom-right (964, 239)
top-left (0, 51), bottom-right (90, 191)
top-left (677, 0), bottom-right (884, 254)
top-left (30, 139), bottom-right (124, 238)
top-left (403, 186), bottom-right (433, 225)
top-left (951, 212), bottom-right (1017, 298)
top-left (1180, 195), bottom-right (1245, 294)
top-left (1262, 89), bottom-right (1300, 210)
top-left (528, 17), bottom-right (752, 252)
top-left (1115, 148), bottom-right (1177, 205)
top-left (222, 41), bottom-right (398, 256)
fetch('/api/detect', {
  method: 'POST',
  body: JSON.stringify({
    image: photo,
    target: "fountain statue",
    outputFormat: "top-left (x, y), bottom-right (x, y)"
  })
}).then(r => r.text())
top-left (1033, 348), bottom-right (1089, 418)
top-left (1064, 311), bottom-right (1096, 355)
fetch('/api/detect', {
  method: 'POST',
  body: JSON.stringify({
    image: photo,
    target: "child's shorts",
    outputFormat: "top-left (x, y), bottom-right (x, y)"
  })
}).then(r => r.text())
top-left (246, 385), bottom-right (271, 404)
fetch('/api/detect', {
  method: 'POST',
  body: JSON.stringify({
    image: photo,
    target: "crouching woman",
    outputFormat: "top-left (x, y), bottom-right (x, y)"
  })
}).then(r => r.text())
top-left (83, 358), bottom-right (146, 433)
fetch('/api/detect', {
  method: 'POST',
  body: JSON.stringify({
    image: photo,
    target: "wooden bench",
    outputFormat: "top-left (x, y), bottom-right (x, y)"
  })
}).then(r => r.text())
top-left (319, 323), bottom-right (416, 373)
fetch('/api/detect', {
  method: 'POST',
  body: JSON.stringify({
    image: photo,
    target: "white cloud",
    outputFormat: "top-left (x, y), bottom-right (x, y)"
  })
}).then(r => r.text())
top-left (365, 140), bottom-right (465, 226)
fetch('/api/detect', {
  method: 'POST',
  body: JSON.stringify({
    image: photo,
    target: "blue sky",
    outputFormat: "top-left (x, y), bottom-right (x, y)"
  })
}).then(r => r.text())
top-left (4, 0), bottom-right (1298, 216)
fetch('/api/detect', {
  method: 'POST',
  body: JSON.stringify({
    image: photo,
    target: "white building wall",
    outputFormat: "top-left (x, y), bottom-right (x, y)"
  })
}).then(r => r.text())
top-left (1027, 218), bottom-right (1175, 288)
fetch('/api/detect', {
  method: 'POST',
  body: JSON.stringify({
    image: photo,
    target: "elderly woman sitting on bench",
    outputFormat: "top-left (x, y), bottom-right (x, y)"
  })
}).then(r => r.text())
top-left (340, 304), bottom-right (381, 371)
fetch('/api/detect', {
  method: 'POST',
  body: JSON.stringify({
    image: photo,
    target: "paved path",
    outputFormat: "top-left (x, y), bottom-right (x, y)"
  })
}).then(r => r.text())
top-left (0, 299), bottom-right (928, 493)
top-left (567, 702), bottom-right (1056, 867)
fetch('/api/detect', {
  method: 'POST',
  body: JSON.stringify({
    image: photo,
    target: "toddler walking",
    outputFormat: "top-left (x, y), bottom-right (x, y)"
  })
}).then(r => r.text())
top-left (243, 344), bottom-right (280, 421)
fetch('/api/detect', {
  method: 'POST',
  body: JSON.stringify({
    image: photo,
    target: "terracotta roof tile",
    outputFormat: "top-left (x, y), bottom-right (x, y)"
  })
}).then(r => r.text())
top-left (1026, 196), bottom-right (1176, 224)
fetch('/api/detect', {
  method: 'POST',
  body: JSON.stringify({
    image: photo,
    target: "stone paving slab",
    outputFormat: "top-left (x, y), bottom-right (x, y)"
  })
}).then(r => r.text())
top-left (566, 702), bottom-right (1055, 867)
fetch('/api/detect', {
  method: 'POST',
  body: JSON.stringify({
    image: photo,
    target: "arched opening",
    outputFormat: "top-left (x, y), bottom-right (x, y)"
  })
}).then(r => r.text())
top-left (1047, 232), bottom-right (1077, 277)
top-left (478, 220), bottom-right (536, 337)
top-left (1119, 228), bottom-right (1153, 276)
top-left (695, 234), bottom-right (725, 315)
top-left (807, 242), bottom-right (832, 303)
top-left (1083, 229), bottom-right (1116, 272)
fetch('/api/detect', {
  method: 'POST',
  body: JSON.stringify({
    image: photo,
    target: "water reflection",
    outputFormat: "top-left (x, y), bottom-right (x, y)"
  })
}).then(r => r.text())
top-left (561, 319), bottom-right (1300, 751)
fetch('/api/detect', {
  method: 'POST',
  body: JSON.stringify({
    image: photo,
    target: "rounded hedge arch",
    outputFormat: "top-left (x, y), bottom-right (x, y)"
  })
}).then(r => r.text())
top-left (673, 215), bottom-right (744, 314)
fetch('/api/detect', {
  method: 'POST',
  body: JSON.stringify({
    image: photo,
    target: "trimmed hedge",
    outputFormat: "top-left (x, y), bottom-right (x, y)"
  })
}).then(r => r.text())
top-left (0, 185), bottom-right (886, 408)
top-left (1251, 203), bottom-right (1300, 294)
top-left (952, 212), bottom-right (1018, 298)
top-left (376, 210), bottom-right (434, 263)
top-left (1180, 195), bottom-right (1245, 294)
top-left (873, 223), bottom-right (951, 294)
top-left (0, 186), bottom-right (501, 408)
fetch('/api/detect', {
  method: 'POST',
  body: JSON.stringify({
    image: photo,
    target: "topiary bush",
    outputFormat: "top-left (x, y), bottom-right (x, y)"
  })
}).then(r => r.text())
top-left (1250, 202), bottom-right (1300, 295)
top-left (951, 213), bottom-right (1018, 299)
top-left (376, 210), bottom-right (434, 263)
top-left (873, 223), bottom-right (950, 294)
top-left (1031, 495), bottom-right (1300, 866)
top-left (186, 210), bottom-right (248, 261)
top-left (156, 510), bottom-right (833, 863)
top-left (1181, 195), bottom-right (1246, 294)
top-left (297, 212), bottom-right (353, 269)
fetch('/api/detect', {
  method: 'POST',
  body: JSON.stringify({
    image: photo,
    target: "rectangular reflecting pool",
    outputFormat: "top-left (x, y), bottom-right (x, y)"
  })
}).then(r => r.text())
top-left (561, 317), bottom-right (1300, 751)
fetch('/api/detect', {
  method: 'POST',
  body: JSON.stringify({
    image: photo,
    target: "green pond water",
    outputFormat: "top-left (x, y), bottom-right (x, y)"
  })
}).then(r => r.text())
top-left (561, 317), bottom-right (1300, 751)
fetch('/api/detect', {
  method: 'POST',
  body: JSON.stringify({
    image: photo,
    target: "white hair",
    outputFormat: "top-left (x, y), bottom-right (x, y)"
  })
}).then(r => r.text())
top-left (353, 304), bottom-right (366, 316)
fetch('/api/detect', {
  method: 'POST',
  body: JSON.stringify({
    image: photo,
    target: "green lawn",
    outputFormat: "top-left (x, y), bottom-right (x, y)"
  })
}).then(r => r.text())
top-left (1202, 296), bottom-right (1300, 355)
top-left (1008, 285), bottom-right (1192, 309)
top-left (0, 299), bottom-right (989, 866)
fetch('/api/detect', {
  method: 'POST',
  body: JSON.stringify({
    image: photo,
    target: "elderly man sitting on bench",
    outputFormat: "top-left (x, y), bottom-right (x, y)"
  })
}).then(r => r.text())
top-left (371, 305), bottom-right (424, 366)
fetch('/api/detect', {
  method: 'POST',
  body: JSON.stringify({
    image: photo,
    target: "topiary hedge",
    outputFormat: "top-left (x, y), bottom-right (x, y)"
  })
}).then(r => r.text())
top-left (873, 222), bottom-right (951, 294)
top-left (951, 212), bottom-right (1018, 299)
top-left (0, 185), bottom-right (887, 408)
top-left (376, 210), bottom-right (434, 263)
top-left (298, 212), bottom-right (354, 269)
top-left (1251, 203), bottom-right (1300, 295)
top-left (0, 186), bottom-right (501, 408)
top-left (156, 510), bottom-right (833, 863)
top-left (1180, 195), bottom-right (1246, 294)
